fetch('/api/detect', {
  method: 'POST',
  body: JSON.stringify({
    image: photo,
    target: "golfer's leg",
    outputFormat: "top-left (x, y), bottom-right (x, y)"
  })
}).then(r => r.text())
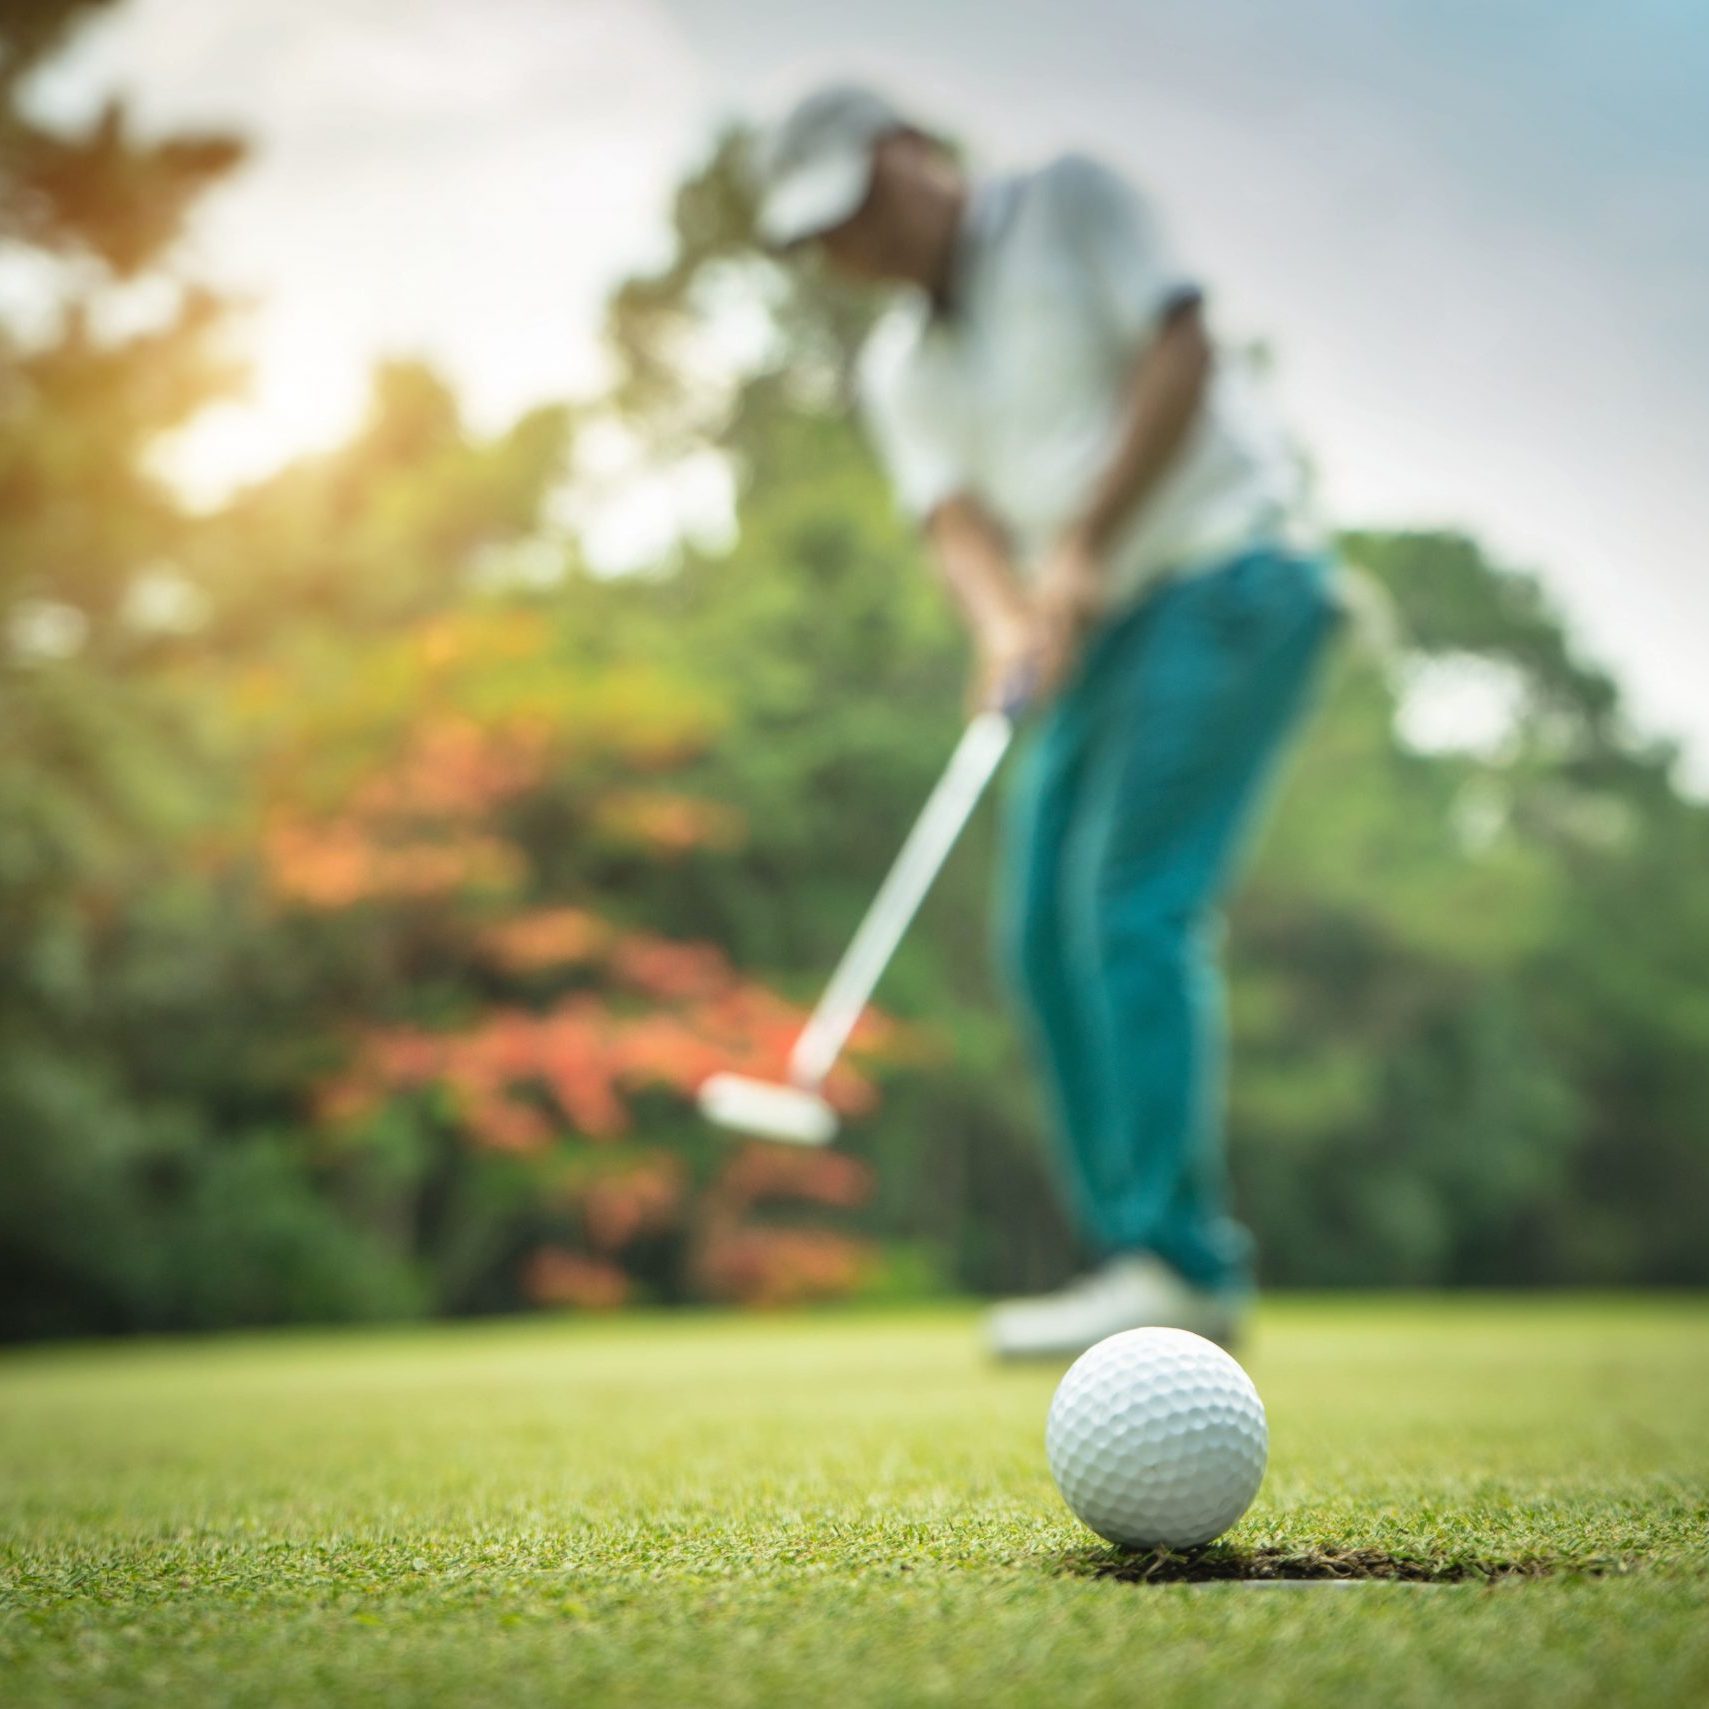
top-left (1064, 548), bottom-right (1341, 1288)
top-left (994, 694), bottom-right (1108, 1247)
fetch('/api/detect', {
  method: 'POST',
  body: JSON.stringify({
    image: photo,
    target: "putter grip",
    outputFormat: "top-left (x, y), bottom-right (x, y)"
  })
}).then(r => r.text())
top-left (997, 659), bottom-right (1038, 722)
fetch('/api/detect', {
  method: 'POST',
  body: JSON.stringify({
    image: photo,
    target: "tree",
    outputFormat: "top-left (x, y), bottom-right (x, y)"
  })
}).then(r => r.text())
top-left (0, 0), bottom-right (264, 1335)
top-left (7, 43), bottom-right (1706, 1341)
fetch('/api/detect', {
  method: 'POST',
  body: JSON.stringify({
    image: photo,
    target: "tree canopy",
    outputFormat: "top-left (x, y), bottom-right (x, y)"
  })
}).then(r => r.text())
top-left (4, 10), bottom-right (1706, 1339)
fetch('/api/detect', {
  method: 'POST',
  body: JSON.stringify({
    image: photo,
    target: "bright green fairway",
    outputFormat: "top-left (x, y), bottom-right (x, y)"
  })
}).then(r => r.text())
top-left (3, 1298), bottom-right (1706, 1706)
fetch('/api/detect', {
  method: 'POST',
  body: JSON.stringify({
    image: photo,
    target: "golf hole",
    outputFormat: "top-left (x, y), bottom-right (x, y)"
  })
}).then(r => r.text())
top-left (1066, 1546), bottom-right (1621, 1586)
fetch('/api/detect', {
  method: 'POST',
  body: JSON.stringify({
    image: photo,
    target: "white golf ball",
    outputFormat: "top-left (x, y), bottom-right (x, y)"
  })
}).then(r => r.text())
top-left (1046, 1327), bottom-right (1267, 1549)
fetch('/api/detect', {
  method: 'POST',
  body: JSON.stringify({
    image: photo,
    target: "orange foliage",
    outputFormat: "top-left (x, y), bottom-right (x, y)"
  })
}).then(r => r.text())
top-left (576, 1155), bottom-right (687, 1252)
top-left (591, 790), bottom-right (745, 855)
top-left (242, 607), bottom-right (734, 912)
top-left (690, 1227), bottom-right (875, 1308)
top-left (350, 714), bottom-right (552, 820)
top-left (330, 1001), bottom-right (629, 1147)
top-left (263, 817), bottom-right (523, 908)
top-left (608, 933), bottom-right (734, 1001)
top-left (254, 604), bottom-right (898, 1310)
top-left (532, 1001), bottom-right (630, 1137)
top-left (713, 1142), bottom-right (874, 1214)
top-left (317, 915), bottom-right (900, 1153)
top-left (523, 1247), bottom-right (631, 1309)
top-left (318, 980), bottom-right (887, 1150)
top-left (456, 1090), bottom-right (556, 1154)
top-left (477, 907), bottom-right (609, 972)
top-left (259, 711), bottom-right (553, 908)
top-left (685, 1140), bottom-right (876, 1307)
top-left (315, 968), bottom-right (889, 1307)
top-left (611, 1011), bottom-right (731, 1093)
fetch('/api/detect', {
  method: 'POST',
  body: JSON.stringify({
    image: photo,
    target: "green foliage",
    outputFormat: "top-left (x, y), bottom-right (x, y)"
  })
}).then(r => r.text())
top-left (163, 1138), bottom-right (426, 1329)
top-left (3, 23), bottom-right (1708, 1340)
top-left (0, 5), bottom-right (427, 1338)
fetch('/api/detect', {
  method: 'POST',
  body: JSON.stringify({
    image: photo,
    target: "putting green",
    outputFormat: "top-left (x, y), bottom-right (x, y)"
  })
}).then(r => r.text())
top-left (2, 1298), bottom-right (1706, 1705)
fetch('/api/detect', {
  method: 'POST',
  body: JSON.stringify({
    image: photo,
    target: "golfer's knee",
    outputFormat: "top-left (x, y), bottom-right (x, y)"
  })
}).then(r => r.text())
top-left (1084, 862), bottom-right (1198, 962)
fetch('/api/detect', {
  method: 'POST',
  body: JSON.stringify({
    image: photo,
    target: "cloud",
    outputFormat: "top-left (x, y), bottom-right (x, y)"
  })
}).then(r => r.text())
top-left (45, 0), bottom-right (709, 483)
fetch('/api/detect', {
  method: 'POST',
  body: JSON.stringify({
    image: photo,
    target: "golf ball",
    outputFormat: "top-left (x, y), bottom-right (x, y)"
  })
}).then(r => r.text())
top-left (1046, 1327), bottom-right (1267, 1549)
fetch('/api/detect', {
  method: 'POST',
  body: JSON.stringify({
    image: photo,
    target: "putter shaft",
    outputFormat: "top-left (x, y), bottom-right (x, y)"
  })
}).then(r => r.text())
top-left (788, 708), bottom-right (1016, 1090)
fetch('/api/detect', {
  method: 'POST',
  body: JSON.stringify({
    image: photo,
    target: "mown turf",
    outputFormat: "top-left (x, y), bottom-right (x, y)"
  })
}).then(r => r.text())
top-left (2, 1297), bottom-right (1706, 1706)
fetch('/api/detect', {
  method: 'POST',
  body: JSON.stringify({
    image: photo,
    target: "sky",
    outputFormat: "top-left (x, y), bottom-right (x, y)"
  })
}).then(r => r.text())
top-left (25, 0), bottom-right (1709, 781)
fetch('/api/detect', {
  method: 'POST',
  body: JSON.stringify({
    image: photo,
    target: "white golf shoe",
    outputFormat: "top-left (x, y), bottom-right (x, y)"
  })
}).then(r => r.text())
top-left (985, 1253), bottom-right (1247, 1360)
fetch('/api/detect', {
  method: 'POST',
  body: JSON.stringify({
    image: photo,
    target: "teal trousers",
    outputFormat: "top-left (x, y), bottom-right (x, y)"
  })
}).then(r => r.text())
top-left (996, 543), bottom-right (1341, 1290)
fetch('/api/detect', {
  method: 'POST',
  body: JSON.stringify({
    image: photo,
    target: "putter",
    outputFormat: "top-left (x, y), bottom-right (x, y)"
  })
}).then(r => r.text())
top-left (699, 677), bottom-right (1029, 1146)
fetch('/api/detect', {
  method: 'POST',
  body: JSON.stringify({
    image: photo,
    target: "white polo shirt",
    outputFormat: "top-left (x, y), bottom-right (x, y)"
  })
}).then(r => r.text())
top-left (855, 153), bottom-right (1314, 608)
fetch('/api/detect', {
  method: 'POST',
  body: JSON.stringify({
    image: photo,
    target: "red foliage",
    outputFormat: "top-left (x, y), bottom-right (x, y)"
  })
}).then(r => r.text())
top-left (317, 965), bottom-right (895, 1148)
top-left (324, 1001), bottom-right (630, 1147)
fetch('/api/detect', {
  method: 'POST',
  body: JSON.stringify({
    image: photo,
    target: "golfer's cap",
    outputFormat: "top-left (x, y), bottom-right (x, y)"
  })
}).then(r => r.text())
top-left (752, 83), bottom-right (908, 250)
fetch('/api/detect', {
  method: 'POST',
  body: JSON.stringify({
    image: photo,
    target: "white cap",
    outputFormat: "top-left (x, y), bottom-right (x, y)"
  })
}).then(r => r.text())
top-left (751, 83), bottom-right (909, 249)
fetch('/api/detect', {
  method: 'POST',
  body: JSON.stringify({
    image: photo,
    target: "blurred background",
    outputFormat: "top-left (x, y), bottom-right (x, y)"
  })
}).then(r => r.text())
top-left (4, 0), bottom-right (1707, 1342)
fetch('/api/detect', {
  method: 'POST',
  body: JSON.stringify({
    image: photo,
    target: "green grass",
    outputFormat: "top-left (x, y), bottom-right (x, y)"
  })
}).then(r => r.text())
top-left (3, 1297), bottom-right (1707, 1706)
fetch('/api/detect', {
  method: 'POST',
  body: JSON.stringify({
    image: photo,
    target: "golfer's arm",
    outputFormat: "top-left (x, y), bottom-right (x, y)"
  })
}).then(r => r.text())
top-left (1070, 299), bottom-right (1212, 554)
top-left (923, 494), bottom-right (1031, 639)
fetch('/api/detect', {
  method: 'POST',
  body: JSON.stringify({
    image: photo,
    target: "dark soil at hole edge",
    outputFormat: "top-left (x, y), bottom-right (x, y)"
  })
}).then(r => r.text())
top-left (1069, 1546), bottom-right (1631, 1584)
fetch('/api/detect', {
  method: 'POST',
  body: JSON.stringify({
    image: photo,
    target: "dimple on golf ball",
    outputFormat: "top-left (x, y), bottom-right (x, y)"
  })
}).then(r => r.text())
top-left (1046, 1327), bottom-right (1268, 1549)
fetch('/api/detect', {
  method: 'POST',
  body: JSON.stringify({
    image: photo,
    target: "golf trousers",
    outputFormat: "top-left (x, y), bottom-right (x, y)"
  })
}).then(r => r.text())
top-left (995, 541), bottom-right (1342, 1291)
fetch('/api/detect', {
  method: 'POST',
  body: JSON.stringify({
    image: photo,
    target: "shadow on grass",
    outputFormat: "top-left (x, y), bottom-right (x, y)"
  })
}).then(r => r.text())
top-left (1063, 1545), bottom-right (1623, 1585)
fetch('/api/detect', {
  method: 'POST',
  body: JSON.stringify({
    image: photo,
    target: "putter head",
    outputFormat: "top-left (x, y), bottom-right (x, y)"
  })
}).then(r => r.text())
top-left (697, 1072), bottom-right (839, 1146)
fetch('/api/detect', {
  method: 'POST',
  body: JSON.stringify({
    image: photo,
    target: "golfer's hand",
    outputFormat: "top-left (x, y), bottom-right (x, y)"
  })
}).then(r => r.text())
top-left (1034, 528), bottom-right (1107, 697)
top-left (970, 607), bottom-right (1038, 717)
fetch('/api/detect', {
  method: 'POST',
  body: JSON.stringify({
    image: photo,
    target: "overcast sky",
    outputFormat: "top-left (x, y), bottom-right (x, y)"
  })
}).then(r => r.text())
top-left (29, 0), bottom-right (1709, 783)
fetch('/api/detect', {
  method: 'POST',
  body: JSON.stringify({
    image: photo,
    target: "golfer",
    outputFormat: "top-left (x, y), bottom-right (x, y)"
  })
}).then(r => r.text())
top-left (752, 86), bottom-right (1342, 1356)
